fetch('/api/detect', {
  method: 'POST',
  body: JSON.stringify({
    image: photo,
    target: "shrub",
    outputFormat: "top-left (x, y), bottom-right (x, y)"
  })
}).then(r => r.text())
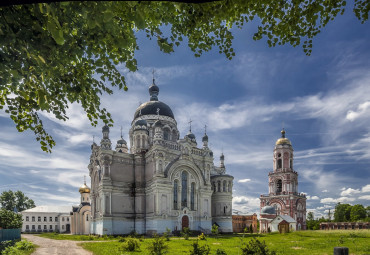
top-left (181, 227), bottom-right (190, 240)
top-left (163, 228), bottom-right (171, 241)
top-left (120, 237), bottom-right (140, 252)
top-left (2, 240), bottom-right (35, 255)
top-left (215, 248), bottom-right (227, 255)
top-left (118, 236), bottom-right (126, 242)
top-left (189, 240), bottom-right (210, 255)
top-left (148, 234), bottom-right (168, 255)
top-left (211, 224), bottom-right (219, 238)
top-left (198, 233), bottom-right (206, 240)
top-left (240, 238), bottom-right (276, 255)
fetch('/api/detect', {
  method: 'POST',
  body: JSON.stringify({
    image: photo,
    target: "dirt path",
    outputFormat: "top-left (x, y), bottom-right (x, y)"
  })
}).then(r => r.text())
top-left (22, 234), bottom-right (93, 255)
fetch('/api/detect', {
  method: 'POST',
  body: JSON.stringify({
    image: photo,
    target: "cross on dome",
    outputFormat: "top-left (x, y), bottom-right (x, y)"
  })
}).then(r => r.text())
top-left (188, 119), bottom-right (193, 132)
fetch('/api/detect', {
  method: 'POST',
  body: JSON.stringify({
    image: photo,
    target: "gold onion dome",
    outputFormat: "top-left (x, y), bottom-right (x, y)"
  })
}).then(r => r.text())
top-left (275, 129), bottom-right (291, 145)
top-left (79, 183), bottom-right (90, 193)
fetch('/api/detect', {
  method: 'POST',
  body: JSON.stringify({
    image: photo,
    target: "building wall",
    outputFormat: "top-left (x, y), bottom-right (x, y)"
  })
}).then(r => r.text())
top-left (320, 222), bottom-right (370, 230)
top-left (21, 212), bottom-right (71, 233)
top-left (232, 214), bottom-right (258, 233)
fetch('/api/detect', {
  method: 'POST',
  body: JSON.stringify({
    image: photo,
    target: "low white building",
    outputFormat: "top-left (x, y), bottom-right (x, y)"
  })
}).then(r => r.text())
top-left (269, 215), bottom-right (296, 233)
top-left (21, 206), bottom-right (71, 233)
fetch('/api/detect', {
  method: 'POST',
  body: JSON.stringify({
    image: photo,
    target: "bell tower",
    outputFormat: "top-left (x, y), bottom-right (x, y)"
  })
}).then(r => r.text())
top-left (260, 129), bottom-right (307, 230)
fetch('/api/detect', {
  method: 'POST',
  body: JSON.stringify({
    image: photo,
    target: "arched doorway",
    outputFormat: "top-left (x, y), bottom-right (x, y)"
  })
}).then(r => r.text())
top-left (66, 224), bottom-right (70, 233)
top-left (182, 215), bottom-right (189, 229)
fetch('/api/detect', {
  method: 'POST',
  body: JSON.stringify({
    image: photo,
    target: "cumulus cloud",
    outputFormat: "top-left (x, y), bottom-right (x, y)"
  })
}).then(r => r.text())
top-left (359, 195), bottom-right (370, 200)
top-left (362, 184), bottom-right (370, 193)
top-left (307, 195), bottom-right (320, 200)
top-left (340, 188), bottom-right (361, 196)
top-left (321, 197), bottom-right (356, 204)
top-left (233, 196), bottom-right (260, 214)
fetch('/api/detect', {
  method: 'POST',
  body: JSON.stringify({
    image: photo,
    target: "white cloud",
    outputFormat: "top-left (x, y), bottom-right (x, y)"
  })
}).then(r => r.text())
top-left (359, 195), bottom-right (370, 200)
top-left (322, 189), bottom-right (328, 193)
top-left (233, 196), bottom-right (260, 215)
top-left (238, 179), bottom-right (251, 183)
top-left (340, 188), bottom-right (361, 196)
top-left (321, 197), bottom-right (356, 204)
top-left (346, 101), bottom-right (370, 122)
top-left (307, 195), bottom-right (319, 200)
top-left (361, 184), bottom-right (370, 193)
top-left (320, 197), bottom-right (337, 204)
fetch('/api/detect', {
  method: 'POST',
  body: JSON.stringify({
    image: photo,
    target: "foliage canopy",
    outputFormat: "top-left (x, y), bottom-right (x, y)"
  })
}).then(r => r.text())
top-left (0, 190), bottom-right (35, 212)
top-left (1, 1), bottom-right (369, 151)
top-left (0, 208), bottom-right (22, 229)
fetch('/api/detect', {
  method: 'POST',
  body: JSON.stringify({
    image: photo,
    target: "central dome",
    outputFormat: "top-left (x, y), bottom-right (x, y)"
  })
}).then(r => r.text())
top-left (133, 79), bottom-right (174, 120)
top-left (134, 101), bottom-right (174, 119)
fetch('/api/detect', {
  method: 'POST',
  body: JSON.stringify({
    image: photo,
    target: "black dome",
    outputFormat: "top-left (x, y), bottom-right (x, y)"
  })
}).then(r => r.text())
top-left (134, 101), bottom-right (174, 120)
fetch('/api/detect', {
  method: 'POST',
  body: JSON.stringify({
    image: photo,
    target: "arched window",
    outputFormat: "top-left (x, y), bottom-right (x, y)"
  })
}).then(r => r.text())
top-left (136, 136), bottom-right (140, 148)
top-left (163, 128), bottom-right (170, 140)
top-left (141, 135), bottom-right (146, 148)
top-left (228, 181), bottom-right (232, 192)
top-left (181, 172), bottom-right (188, 208)
top-left (223, 180), bottom-right (226, 192)
top-left (290, 159), bottom-right (293, 169)
top-left (191, 183), bottom-right (195, 210)
top-left (276, 179), bottom-right (282, 193)
top-left (174, 180), bottom-right (178, 209)
top-left (218, 181), bottom-right (221, 192)
top-left (277, 159), bottom-right (282, 169)
top-left (172, 130), bottom-right (177, 142)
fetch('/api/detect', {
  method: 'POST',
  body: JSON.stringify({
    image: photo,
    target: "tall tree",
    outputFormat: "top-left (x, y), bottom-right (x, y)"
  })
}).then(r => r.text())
top-left (1, 1), bottom-right (369, 152)
top-left (350, 204), bottom-right (366, 221)
top-left (334, 203), bottom-right (352, 222)
top-left (0, 190), bottom-right (35, 212)
top-left (307, 212), bottom-right (314, 221)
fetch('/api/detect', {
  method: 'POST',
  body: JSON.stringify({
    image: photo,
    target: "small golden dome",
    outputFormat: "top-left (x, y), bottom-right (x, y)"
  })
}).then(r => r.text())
top-left (276, 138), bottom-right (291, 145)
top-left (79, 183), bottom-right (90, 193)
top-left (275, 129), bottom-right (291, 145)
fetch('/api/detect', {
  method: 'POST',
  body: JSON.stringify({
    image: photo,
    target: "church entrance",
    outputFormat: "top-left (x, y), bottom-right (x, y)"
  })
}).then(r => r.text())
top-left (182, 215), bottom-right (189, 229)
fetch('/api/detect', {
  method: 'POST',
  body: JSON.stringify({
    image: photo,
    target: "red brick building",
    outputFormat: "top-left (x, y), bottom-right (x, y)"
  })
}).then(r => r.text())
top-left (232, 213), bottom-right (258, 233)
top-left (260, 129), bottom-right (306, 231)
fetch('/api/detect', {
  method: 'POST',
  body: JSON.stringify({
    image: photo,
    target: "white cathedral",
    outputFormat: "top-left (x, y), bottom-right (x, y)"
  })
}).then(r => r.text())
top-left (88, 79), bottom-right (234, 235)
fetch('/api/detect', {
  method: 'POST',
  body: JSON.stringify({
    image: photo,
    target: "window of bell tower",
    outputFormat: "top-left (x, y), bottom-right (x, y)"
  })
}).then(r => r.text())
top-left (276, 179), bottom-right (282, 193)
top-left (277, 159), bottom-right (282, 169)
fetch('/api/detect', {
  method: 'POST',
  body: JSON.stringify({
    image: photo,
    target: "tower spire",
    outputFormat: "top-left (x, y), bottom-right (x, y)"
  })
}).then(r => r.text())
top-left (188, 119), bottom-right (193, 132)
top-left (149, 70), bottom-right (159, 101)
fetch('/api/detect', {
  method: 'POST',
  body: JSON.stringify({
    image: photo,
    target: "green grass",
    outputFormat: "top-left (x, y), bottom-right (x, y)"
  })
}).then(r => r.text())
top-left (78, 230), bottom-right (370, 255)
top-left (39, 232), bottom-right (117, 241)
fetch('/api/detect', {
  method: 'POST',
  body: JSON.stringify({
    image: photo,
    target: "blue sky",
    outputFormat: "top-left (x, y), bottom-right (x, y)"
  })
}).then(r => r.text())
top-left (1, 8), bottom-right (370, 219)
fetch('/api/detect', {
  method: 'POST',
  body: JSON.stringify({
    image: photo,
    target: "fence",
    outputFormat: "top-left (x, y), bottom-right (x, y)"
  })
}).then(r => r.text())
top-left (0, 229), bottom-right (21, 242)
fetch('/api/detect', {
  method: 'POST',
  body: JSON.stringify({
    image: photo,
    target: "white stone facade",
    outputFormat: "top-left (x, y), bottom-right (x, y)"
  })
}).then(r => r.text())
top-left (21, 206), bottom-right (71, 233)
top-left (88, 81), bottom-right (233, 235)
